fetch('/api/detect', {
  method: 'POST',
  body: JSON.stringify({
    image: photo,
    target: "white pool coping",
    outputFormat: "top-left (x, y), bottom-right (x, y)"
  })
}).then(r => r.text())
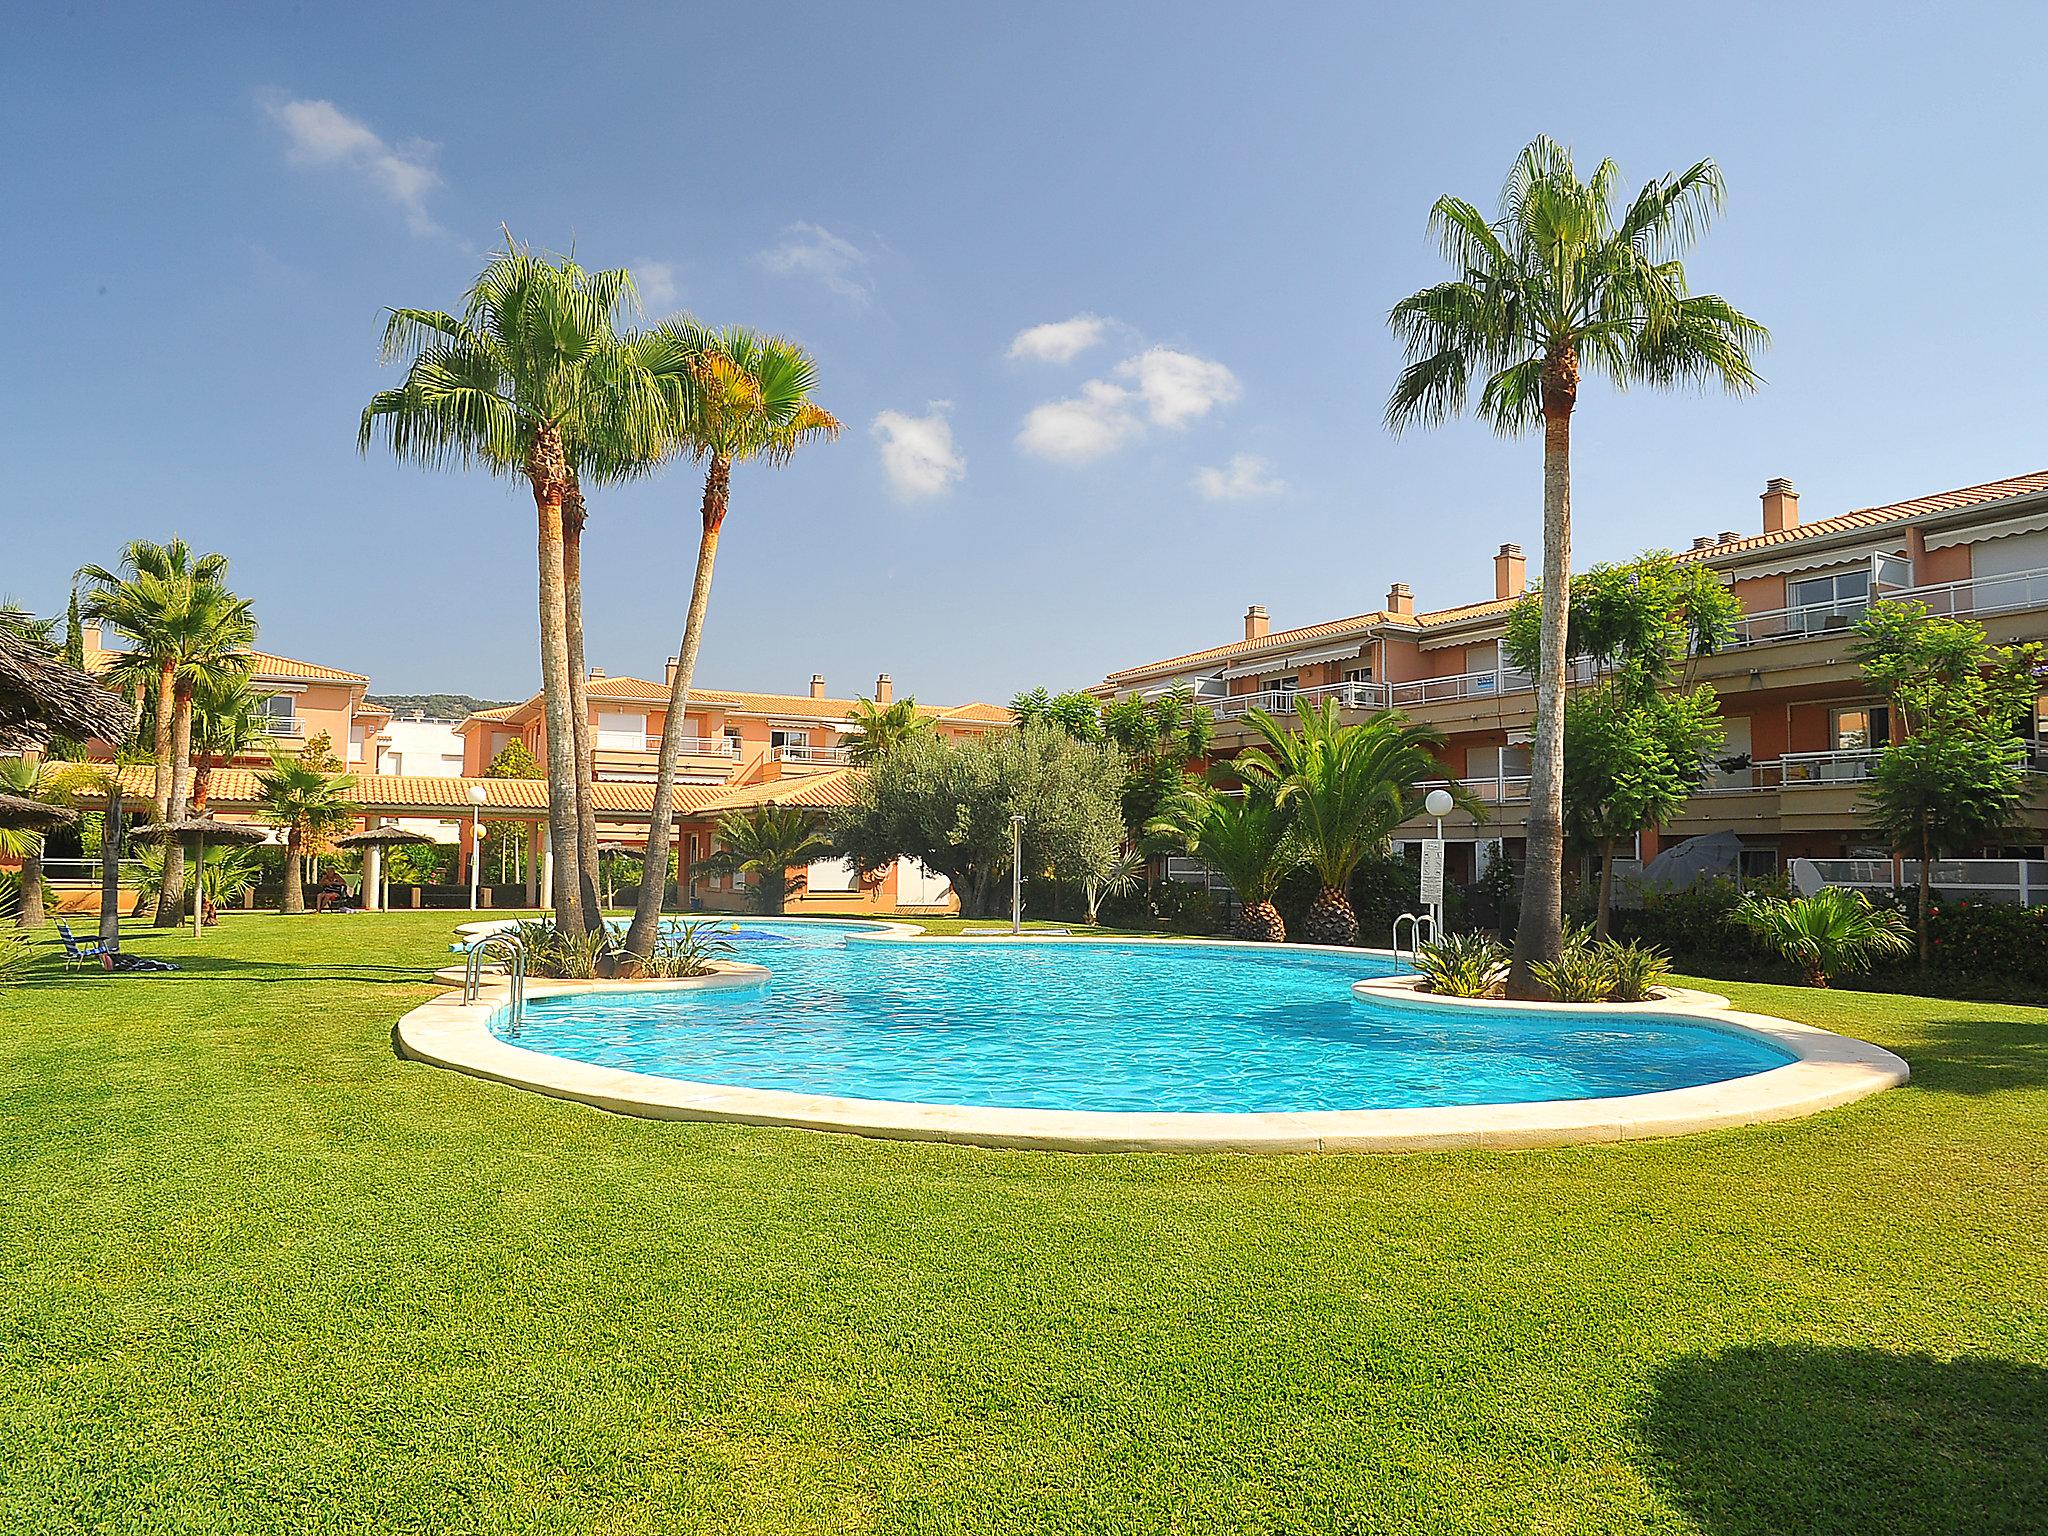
top-left (399, 926), bottom-right (1909, 1154)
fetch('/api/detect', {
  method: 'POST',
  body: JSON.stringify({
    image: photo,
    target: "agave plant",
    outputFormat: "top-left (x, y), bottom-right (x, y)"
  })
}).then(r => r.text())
top-left (1146, 785), bottom-right (1297, 942)
top-left (1733, 887), bottom-right (1911, 988)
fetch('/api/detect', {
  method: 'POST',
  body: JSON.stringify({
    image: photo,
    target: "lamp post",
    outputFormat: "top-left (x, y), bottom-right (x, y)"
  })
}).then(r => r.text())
top-left (1010, 813), bottom-right (1025, 935)
top-left (467, 783), bottom-right (488, 911)
top-left (1422, 787), bottom-right (1454, 940)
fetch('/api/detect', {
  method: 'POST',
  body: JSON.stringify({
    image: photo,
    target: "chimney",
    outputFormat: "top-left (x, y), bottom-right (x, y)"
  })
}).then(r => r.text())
top-left (875, 673), bottom-right (893, 704)
top-left (1244, 604), bottom-right (1269, 641)
top-left (1386, 582), bottom-right (1414, 617)
top-left (665, 655), bottom-right (678, 686)
top-left (1493, 543), bottom-right (1525, 601)
top-left (810, 673), bottom-right (826, 699)
top-left (81, 621), bottom-right (102, 652)
top-left (1761, 477), bottom-right (1799, 534)
top-left (1691, 535), bottom-right (1717, 550)
top-left (1719, 531), bottom-right (1740, 545)
top-left (587, 666), bottom-right (606, 680)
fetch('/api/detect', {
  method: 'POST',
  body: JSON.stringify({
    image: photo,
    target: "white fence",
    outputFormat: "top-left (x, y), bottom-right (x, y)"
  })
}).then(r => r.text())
top-left (1791, 857), bottom-right (2048, 907)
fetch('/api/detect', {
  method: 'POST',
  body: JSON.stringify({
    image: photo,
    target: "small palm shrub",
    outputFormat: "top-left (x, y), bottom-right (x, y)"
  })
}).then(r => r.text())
top-left (1531, 945), bottom-right (1613, 1002)
top-left (640, 921), bottom-right (733, 979)
top-left (1412, 930), bottom-right (1509, 997)
top-left (1733, 887), bottom-right (1911, 988)
top-left (1597, 938), bottom-right (1673, 1003)
top-left (0, 927), bottom-right (31, 986)
top-left (513, 919), bottom-right (619, 980)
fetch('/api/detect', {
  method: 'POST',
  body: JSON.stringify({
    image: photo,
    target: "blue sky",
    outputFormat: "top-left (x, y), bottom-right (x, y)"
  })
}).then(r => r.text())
top-left (8, 2), bottom-right (2046, 706)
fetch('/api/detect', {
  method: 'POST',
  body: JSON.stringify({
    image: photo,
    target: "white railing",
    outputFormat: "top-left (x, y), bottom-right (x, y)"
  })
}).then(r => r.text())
top-left (37, 858), bottom-right (149, 884)
top-left (1792, 857), bottom-right (2048, 907)
top-left (1414, 775), bottom-right (1531, 807)
top-left (1211, 679), bottom-right (1391, 720)
top-left (646, 736), bottom-right (739, 758)
top-left (262, 717), bottom-right (303, 737)
top-left (1383, 656), bottom-right (1596, 710)
top-left (1780, 748), bottom-right (1881, 786)
top-left (775, 744), bottom-right (852, 765)
top-left (1727, 565), bottom-right (2048, 647)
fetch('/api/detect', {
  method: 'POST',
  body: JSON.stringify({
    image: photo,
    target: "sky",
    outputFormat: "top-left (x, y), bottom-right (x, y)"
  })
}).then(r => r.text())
top-left (7, 2), bottom-right (2047, 707)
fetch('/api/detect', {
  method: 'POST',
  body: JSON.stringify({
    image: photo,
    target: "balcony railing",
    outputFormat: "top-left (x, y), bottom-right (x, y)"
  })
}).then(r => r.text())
top-left (1779, 748), bottom-right (1882, 786)
top-left (1211, 679), bottom-right (1390, 720)
top-left (775, 743), bottom-right (853, 765)
top-left (1726, 565), bottom-right (2048, 648)
top-left (262, 716), bottom-right (302, 737)
top-left (642, 736), bottom-right (739, 758)
top-left (1414, 775), bottom-right (1532, 807)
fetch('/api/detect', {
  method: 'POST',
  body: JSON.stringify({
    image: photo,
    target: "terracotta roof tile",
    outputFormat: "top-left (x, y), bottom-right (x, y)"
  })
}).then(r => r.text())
top-left (1673, 468), bottom-right (2048, 565)
top-left (461, 678), bottom-right (1007, 728)
top-left (84, 646), bottom-right (368, 685)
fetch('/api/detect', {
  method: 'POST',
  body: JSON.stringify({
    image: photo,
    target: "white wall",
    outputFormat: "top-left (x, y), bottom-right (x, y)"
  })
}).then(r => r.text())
top-left (379, 718), bottom-right (467, 778)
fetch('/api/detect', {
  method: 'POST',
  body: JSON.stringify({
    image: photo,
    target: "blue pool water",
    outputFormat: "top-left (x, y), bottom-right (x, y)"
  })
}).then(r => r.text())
top-left (497, 920), bottom-right (1793, 1114)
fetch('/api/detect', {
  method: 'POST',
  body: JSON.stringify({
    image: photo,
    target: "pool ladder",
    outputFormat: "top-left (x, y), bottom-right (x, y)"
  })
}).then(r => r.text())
top-left (462, 933), bottom-right (527, 1036)
top-left (1390, 912), bottom-right (1437, 970)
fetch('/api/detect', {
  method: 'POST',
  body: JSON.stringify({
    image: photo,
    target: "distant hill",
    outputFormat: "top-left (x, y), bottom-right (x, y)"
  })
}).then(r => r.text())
top-left (367, 693), bottom-right (517, 721)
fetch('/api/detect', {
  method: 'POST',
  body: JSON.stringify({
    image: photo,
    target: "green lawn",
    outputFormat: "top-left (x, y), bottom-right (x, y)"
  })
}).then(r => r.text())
top-left (2, 913), bottom-right (2042, 1535)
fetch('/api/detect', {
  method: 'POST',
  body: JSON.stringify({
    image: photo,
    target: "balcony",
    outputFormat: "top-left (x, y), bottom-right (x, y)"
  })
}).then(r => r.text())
top-left (774, 743), bottom-right (853, 766)
top-left (643, 736), bottom-right (740, 758)
top-left (1726, 565), bottom-right (2048, 648)
top-left (1211, 679), bottom-right (1390, 720)
top-left (261, 716), bottom-right (303, 738)
top-left (1780, 748), bottom-right (1881, 786)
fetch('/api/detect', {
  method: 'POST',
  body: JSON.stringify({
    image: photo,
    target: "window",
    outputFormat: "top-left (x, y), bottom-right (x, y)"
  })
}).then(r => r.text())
top-left (596, 712), bottom-right (647, 751)
top-left (1789, 568), bottom-right (1871, 631)
top-left (258, 694), bottom-right (297, 735)
top-left (806, 856), bottom-right (858, 894)
top-left (1265, 675), bottom-right (1298, 703)
top-left (1342, 667), bottom-right (1373, 706)
top-left (723, 728), bottom-right (743, 755)
top-left (772, 729), bottom-right (811, 758)
top-left (1831, 705), bottom-right (1891, 751)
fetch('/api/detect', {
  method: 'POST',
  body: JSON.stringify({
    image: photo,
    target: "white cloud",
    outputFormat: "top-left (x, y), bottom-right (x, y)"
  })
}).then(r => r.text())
top-left (1194, 454), bottom-right (1287, 501)
top-left (1016, 380), bottom-right (1144, 464)
top-left (632, 259), bottom-right (679, 311)
top-left (871, 404), bottom-right (966, 500)
top-left (1117, 346), bottom-right (1241, 428)
top-left (757, 221), bottom-right (873, 304)
top-left (265, 96), bottom-right (443, 238)
top-left (1007, 314), bottom-right (1110, 364)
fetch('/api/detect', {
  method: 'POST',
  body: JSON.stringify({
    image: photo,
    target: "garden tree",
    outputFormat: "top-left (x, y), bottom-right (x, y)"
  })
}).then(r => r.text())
top-left (0, 758), bottom-right (103, 927)
top-left (1503, 550), bottom-right (1742, 935)
top-left (363, 238), bottom-right (663, 938)
top-left (188, 675), bottom-right (269, 812)
top-left (1387, 137), bottom-right (1766, 997)
top-left (1233, 700), bottom-right (1475, 945)
top-left (255, 753), bottom-right (360, 914)
top-left (1733, 886), bottom-right (1911, 988)
top-left (77, 539), bottom-right (256, 925)
top-left (624, 324), bottom-right (841, 966)
top-left (482, 737), bottom-right (545, 881)
top-left (1852, 601), bottom-right (2046, 965)
top-left (689, 803), bottom-right (836, 916)
top-left (1101, 687), bottom-right (1213, 837)
top-left (1146, 784), bottom-right (1298, 942)
top-left (1009, 688), bottom-right (1105, 741)
top-left (1558, 683), bottom-right (1723, 936)
top-left (831, 725), bottom-right (1126, 918)
top-left (486, 738), bottom-right (544, 778)
top-left (842, 695), bottom-right (933, 766)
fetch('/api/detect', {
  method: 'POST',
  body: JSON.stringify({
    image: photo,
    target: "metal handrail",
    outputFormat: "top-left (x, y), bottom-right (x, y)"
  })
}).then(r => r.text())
top-left (462, 932), bottom-right (526, 1034)
top-left (1391, 911), bottom-right (1436, 969)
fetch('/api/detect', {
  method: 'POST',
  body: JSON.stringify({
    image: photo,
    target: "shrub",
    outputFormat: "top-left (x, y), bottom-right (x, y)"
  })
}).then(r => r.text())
top-left (513, 919), bottom-right (619, 979)
top-left (639, 921), bottom-right (733, 979)
top-left (1412, 930), bottom-right (1508, 997)
top-left (1597, 938), bottom-right (1672, 1003)
top-left (1733, 887), bottom-right (1911, 988)
top-left (1531, 945), bottom-right (1614, 1003)
top-left (0, 927), bottom-right (31, 986)
top-left (1150, 879), bottom-right (1219, 934)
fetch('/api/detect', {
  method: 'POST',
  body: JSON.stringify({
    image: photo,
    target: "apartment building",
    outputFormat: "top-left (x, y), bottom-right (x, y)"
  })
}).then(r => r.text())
top-left (1096, 471), bottom-right (2048, 886)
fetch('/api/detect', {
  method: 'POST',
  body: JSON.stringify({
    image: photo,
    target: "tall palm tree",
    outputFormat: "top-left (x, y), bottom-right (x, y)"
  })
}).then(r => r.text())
top-left (622, 326), bottom-right (841, 964)
top-left (1233, 700), bottom-right (1469, 946)
top-left (188, 674), bottom-right (269, 811)
top-left (78, 540), bottom-right (255, 924)
top-left (842, 695), bottom-right (931, 766)
top-left (689, 803), bottom-right (836, 916)
top-left (1146, 784), bottom-right (1298, 942)
top-left (1386, 137), bottom-right (1765, 996)
top-left (255, 753), bottom-right (360, 914)
top-left (360, 237), bottom-right (660, 937)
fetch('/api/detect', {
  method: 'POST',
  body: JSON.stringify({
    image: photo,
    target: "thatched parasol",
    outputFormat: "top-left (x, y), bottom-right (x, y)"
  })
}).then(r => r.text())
top-left (335, 825), bottom-right (433, 910)
top-left (129, 816), bottom-right (272, 939)
top-left (0, 792), bottom-right (77, 831)
top-left (0, 626), bottom-right (136, 752)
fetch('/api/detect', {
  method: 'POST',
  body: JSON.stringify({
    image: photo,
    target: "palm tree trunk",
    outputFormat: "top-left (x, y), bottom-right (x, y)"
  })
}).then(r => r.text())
top-left (19, 847), bottom-right (45, 928)
top-left (1596, 834), bottom-right (1616, 939)
top-left (623, 456), bottom-right (729, 965)
top-left (1508, 357), bottom-right (1576, 998)
top-left (152, 664), bottom-right (175, 819)
top-left (529, 443), bottom-right (585, 937)
top-left (281, 831), bottom-right (305, 914)
top-left (562, 479), bottom-right (603, 928)
top-left (155, 688), bottom-right (195, 926)
top-left (99, 779), bottom-right (125, 946)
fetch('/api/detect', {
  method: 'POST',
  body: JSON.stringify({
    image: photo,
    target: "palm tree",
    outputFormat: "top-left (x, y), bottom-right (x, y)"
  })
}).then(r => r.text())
top-left (689, 803), bottom-right (836, 916)
top-left (622, 326), bottom-right (841, 964)
top-left (1147, 785), bottom-right (1298, 942)
top-left (361, 237), bottom-right (661, 937)
top-left (1386, 137), bottom-right (1766, 995)
top-left (1734, 887), bottom-right (1911, 988)
top-left (78, 540), bottom-right (256, 925)
top-left (0, 758), bottom-right (103, 927)
top-left (1233, 700), bottom-right (1471, 946)
top-left (255, 753), bottom-right (359, 914)
top-left (842, 695), bottom-right (931, 766)
top-left (188, 675), bottom-right (269, 811)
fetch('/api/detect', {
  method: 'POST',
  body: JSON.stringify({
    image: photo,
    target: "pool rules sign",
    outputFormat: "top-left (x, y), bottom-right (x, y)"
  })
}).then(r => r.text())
top-left (1420, 839), bottom-right (1445, 908)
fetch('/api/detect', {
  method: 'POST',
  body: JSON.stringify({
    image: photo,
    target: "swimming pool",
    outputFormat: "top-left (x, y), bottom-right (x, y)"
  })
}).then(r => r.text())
top-left (489, 920), bottom-right (1796, 1115)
